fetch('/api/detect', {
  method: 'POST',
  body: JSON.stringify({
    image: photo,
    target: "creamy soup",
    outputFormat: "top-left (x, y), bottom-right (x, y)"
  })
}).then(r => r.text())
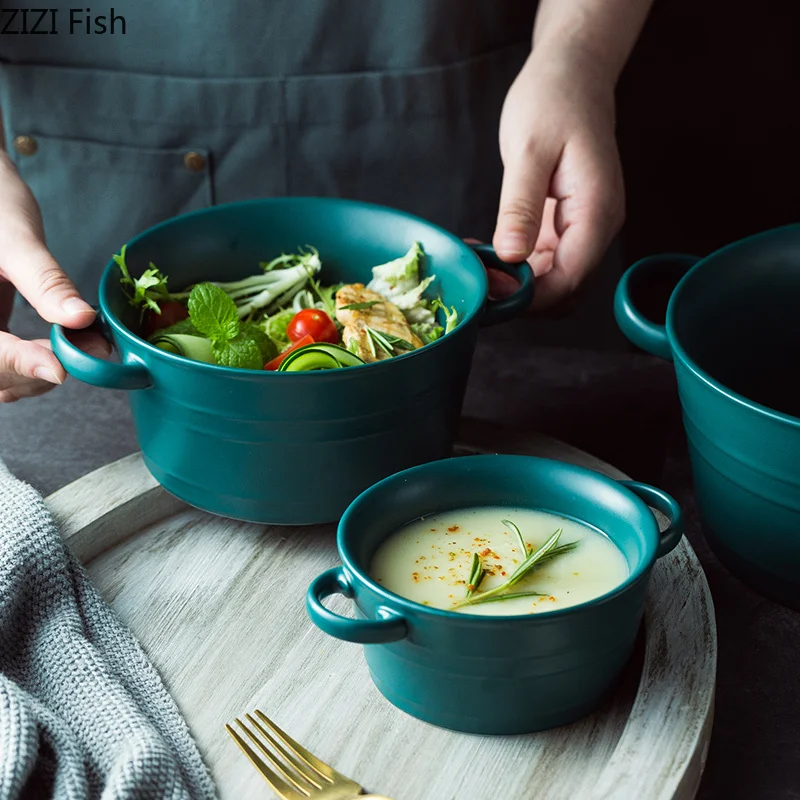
top-left (370, 506), bottom-right (629, 616)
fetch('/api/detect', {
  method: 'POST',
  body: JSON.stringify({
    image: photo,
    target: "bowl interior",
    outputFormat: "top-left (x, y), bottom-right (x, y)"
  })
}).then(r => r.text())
top-left (672, 224), bottom-right (800, 419)
top-left (99, 197), bottom-right (487, 338)
top-left (338, 455), bottom-right (659, 600)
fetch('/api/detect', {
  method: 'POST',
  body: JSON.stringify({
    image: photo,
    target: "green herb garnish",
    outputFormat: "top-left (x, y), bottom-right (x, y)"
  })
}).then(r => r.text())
top-left (114, 245), bottom-right (171, 315)
top-left (465, 590), bottom-right (547, 605)
top-left (452, 526), bottom-right (578, 610)
top-left (365, 326), bottom-right (415, 357)
top-left (503, 518), bottom-right (528, 557)
top-left (187, 283), bottom-right (263, 370)
top-left (309, 276), bottom-right (341, 321)
top-left (340, 300), bottom-right (382, 311)
top-left (465, 552), bottom-right (486, 599)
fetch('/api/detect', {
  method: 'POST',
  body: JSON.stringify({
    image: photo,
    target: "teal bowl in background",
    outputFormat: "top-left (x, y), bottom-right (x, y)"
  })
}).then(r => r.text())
top-left (615, 225), bottom-right (800, 609)
top-left (50, 198), bottom-right (532, 524)
top-left (306, 454), bottom-right (682, 734)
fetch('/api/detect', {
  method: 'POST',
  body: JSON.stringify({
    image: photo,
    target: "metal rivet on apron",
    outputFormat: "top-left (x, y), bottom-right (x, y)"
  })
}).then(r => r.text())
top-left (13, 135), bottom-right (37, 156)
top-left (183, 151), bottom-right (206, 172)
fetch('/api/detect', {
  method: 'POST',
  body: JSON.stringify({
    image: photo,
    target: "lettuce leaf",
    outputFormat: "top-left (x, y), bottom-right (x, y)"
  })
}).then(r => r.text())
top-left (367, 241), bottom-right (425, 298)
top-left (367, 242), bottom-right (459, 337)
top-left (264, 308), bottom-right (296, 349)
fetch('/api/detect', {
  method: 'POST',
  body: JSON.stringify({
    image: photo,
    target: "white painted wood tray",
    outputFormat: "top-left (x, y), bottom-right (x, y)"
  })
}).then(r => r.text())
top-left (45, 420), bottom-right (716, 800)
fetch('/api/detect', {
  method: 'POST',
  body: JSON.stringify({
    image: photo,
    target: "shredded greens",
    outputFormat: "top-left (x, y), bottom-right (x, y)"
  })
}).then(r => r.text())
top-left (115, 240), bottom-right (460, 371)
top-left (115, 245), bottom-right (170, 316)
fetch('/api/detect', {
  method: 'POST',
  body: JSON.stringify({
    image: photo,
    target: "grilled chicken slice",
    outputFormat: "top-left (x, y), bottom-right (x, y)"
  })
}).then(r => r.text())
top-left (335, 284), bottom-right (423, 363)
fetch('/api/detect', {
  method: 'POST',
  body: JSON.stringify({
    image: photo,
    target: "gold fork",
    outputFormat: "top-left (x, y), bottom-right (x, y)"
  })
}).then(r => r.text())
top-left (225, 709), bottom-right (393, 800)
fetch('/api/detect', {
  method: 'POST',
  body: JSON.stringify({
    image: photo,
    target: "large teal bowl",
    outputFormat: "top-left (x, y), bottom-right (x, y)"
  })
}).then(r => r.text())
top-left (50, 198), bottom-right (532, 524)
top-left (614, 225), bottom-right (800, 609)
top-left (306, 454), bottom-right (682, 734)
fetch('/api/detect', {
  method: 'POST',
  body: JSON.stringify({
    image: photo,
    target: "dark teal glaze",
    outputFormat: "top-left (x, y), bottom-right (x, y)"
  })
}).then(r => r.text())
top-left (614, 225), bottom-right (800, 609)
top-left (50, 198), bottom-right (532, 524)
top-left (306, 454), bottom-right (682, 734)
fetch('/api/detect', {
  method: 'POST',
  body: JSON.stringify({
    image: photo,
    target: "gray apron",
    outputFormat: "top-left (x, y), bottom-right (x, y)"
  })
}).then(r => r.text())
top-left (0, 1), bottom-right (534, 300)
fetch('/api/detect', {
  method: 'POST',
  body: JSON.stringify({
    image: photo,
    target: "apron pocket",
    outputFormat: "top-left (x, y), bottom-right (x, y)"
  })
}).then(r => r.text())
top-left (14, 134), bottom-right (213, 300)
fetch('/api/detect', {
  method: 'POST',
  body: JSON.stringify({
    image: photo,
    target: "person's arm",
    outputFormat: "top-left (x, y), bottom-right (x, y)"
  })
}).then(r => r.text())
top-left (492, 0), bottom-right (653, 310)
top-left (532, 0), bottom-right (653, 86)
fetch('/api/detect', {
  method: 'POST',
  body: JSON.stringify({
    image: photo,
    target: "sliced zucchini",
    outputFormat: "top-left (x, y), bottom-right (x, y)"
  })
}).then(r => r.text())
top-left (150, 333), bottom-right (216, 364)
top-left (278, 343), bottom-right (365, 372)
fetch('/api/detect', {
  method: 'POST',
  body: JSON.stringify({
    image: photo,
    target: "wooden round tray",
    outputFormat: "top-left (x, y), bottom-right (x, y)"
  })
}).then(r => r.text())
top-left (45, 421), bottom-right (716, 800)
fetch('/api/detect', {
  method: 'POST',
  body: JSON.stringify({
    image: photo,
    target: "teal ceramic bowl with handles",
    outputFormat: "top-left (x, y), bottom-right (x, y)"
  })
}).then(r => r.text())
top-left (306, 454), bottom-right (683, 734)
top-left (50, 198), bottom-right (532, 525)
top-left (614, 225), bottom-right (800, 609)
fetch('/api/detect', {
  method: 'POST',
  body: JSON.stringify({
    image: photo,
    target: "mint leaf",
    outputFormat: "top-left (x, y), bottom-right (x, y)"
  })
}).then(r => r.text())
top-left (212, 335), bottom-right (263, 370)
top-left (188, 283), bottom-right (240, 342)
top-left (242, 322), bottom-right (278, 362)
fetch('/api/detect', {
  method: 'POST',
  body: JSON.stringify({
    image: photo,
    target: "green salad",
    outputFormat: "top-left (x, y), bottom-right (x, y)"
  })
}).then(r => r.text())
top-left (115, 242), bottom-right (459, 372)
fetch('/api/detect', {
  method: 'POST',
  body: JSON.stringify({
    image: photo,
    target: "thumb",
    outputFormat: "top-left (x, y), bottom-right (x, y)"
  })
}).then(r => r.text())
top-left (0, 154), bottom-right (94, 328)
top-left (493, 142), bottom-right (558, 262)
top-left (2, 233), bottom-right (94, 328)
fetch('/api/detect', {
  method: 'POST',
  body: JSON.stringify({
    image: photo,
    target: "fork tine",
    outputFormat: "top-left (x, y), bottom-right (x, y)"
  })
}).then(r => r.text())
top-left (225, 722), bottom-right (307, 800)
top-left (244, 714), bottom-right (326, 790)
top-left (254, 709), bottom-right (351, 784)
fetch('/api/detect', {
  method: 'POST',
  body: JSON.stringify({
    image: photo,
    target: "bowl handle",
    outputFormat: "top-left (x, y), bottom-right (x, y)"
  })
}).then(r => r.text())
top-left (620, 480), bottom-right (684, 559)
top-left (470, 243), bottom-right (534, 327)
top-left (306, 567), bottom-right (408, 645)
top-left (613, 254), bottom-right (700, 360)
top-left (51, 309), bottom-right (152, 390)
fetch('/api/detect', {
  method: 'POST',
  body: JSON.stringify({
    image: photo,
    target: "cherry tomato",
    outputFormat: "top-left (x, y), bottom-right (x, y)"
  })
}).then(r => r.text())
top-left (144, 301), bottom-right (189, 336)
top-left (264, 333), bottom-right (315, 370)
top-left (286, 309), bottom-right (338, 345)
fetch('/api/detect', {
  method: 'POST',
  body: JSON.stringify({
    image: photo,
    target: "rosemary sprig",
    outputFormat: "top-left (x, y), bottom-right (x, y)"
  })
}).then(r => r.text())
top-left (503, 518), bottom-right (528, 558)
top-left (365, 325), bottom-right (415, 357)
top-left (340, 300), bottom-right (381, 310)
top-left (465, 552), bottom-right (486, 599)
top-left (452, 526), bottom-right (578, 610)
top-left (465, 590), bottom-right (547, 606)
top-left (365, 326), bottom-right (377, 358)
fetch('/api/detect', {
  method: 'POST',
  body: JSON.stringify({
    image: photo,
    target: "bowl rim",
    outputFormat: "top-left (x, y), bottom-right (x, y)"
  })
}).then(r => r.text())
top-left (97, 196), bottom-right (489, 378)
top-left (335, 454), bottom-right (661, 623)
top-left (665, 223), bottom-right (800, 428)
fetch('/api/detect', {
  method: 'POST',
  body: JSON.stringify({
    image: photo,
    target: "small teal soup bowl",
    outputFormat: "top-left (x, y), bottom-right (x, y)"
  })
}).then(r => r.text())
top-left (614, 225), bottom-right (800, 609)
top-left (50, 198), bottom-right (532, 525)
top-left (306, 454), bottom-right (683, 734)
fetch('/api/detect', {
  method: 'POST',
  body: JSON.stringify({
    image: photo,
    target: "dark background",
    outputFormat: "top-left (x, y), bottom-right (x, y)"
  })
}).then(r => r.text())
top-left (612, 3), bottom-right (800, 796)
top-left (617, 0), bottom-right (800, 263)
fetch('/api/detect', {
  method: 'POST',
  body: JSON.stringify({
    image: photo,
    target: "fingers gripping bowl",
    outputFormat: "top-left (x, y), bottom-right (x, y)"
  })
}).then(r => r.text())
top-left (50, 198), bottom-right (532, 524)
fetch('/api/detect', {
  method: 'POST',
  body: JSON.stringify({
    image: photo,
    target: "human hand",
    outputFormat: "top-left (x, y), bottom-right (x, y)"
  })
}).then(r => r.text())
top-left (0, 152), bottom-right (103, 402)
top-left (492, 46), bottom-right (625, 310)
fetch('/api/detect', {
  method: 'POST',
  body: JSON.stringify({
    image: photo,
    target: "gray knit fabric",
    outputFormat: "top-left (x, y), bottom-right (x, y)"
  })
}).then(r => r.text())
top-left (0, 459), bottom-right (217, 800)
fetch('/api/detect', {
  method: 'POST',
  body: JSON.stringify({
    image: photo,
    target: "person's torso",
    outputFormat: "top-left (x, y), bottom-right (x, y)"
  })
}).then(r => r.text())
top-left (0, 1), bottom-right (535, 297)
top-left (0, 1), bottom-right (535, 77)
